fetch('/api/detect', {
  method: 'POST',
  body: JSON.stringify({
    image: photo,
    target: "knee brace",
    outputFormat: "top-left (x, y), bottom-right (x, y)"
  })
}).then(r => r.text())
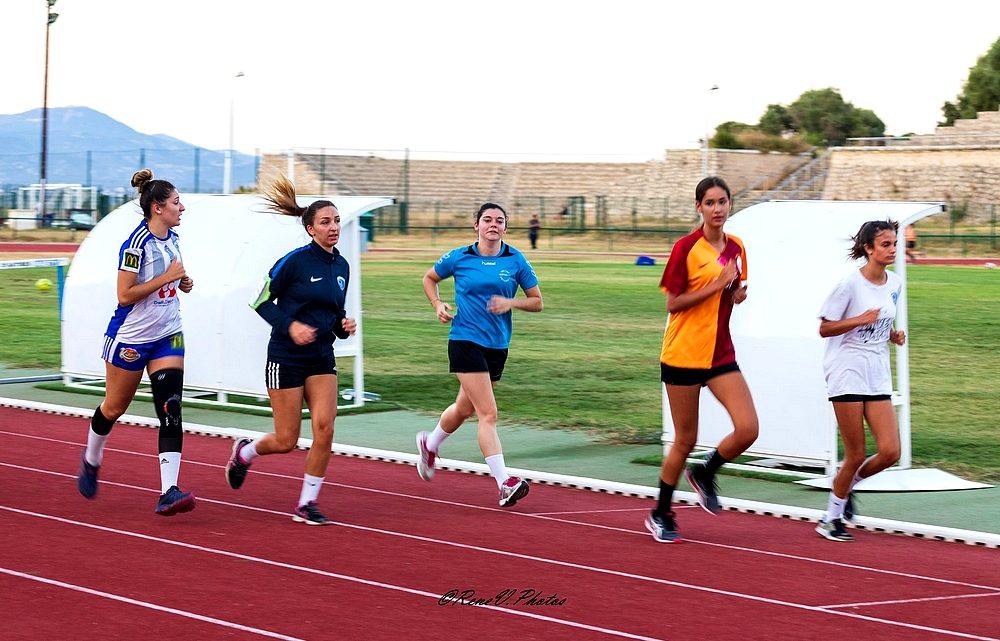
top-left (151, 368), bottom-right (184, 453)
top-left (91, 405), bottom-right (115, 436)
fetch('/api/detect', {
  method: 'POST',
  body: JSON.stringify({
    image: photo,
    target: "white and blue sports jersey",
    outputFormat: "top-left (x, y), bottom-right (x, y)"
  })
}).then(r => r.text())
top-left (104, 220), bottom-right (183, 344)
top-left (434, 241), bottom-right (539, 349)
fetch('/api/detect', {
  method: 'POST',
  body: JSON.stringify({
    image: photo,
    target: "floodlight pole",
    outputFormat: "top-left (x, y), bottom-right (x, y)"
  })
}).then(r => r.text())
top-left (223, 71), bottom-right (245, 194)
top-left (701, 84), bottom-right (719, 177)
top-left (39, 0), bottom-right (59, 225)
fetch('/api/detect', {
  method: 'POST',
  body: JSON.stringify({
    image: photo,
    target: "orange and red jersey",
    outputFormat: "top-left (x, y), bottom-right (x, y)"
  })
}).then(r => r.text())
top-left (659, 228), bottom-right (748, 369)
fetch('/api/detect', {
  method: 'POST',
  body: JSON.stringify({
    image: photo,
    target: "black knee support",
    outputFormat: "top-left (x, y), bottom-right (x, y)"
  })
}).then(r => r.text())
top-left (151, 368), bottom-right (184, 453)
top-left (91, 405), bottom-right (115, 436)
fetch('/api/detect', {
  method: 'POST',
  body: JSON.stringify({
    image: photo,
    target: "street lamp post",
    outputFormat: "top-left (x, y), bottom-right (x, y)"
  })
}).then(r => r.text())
top-left (701, 84), bottom-right (719, 177)
top-left (222, 71), bottom-right (245, 194)
top-left (39, 0), bottom-right (59, 225)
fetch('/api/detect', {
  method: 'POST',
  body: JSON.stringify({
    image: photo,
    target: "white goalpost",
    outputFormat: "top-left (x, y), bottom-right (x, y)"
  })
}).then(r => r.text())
top-left (661, 200), bottom-right (991, 492)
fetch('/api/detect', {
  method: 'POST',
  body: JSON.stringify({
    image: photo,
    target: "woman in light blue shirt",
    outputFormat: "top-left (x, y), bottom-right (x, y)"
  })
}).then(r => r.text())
top-left (415, 203), bottom-right (543, 507)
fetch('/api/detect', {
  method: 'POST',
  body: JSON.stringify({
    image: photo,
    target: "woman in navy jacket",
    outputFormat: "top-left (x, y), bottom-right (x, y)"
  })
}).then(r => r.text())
top-left (224, 175), bottom-right (357, 525)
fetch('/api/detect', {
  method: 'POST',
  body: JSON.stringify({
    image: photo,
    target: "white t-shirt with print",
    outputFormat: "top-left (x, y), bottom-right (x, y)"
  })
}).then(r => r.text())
top-left (818, 268), bottom-right (902, 397)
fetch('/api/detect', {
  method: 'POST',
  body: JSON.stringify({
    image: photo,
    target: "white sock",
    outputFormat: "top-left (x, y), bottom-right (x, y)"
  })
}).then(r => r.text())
top-left (298, 474), bottom-right (324, 507)
top-left (238, 439), bottom-right (260, 464)
top-left (85, 428), bottom-right (110, 467)
top-left (159, 452), bottom-right (181, 493)
top-left (426, 423), bottom-right (451, 453)
top-left (485, 454), bottom-right (508, 488)
top-left (826, 493), bottom-right (847, 521)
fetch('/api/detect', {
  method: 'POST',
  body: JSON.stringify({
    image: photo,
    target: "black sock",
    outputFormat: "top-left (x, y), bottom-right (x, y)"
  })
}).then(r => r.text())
top-left (654, 480), bottom-right (675, 516)
top-left (704, 449), bottom-right (730, 475)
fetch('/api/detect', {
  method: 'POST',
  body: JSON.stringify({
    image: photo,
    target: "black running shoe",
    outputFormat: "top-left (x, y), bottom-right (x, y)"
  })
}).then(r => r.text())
top-left (77, 451), bottom-right (100, 499)
top-left (155, 486), bottom-right (196, 516)
top-left (293, 501), bottom-right (331, 525)
top-left (816, 518), bottom-right (853, 542)
top-left (685, 463), bottom-right (721, 514)
top-left (645, 510), bottom-right (682, 543)
top-left (843, 492), bottom-right (858, 524)
top-left (225, 437), bottom-right (253, 490)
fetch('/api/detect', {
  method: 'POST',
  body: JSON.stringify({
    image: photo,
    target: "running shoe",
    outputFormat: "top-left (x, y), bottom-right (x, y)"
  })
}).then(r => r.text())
top-left (76, 451), bottom-right (100, 499)
top-left (155, 486), bottom-right (196, 516)
top-left (498, 476), bottom-right (530, 508)
top-left (225, 437), bottom-right (253, 490)
top-left (415, 431), bottom-right (437, 481)
top-left (685, 463), bottom-right (721, 514)
top-left (293, 501), bottom-right (331, 526)
top-left (815, 518), bottom-right (854, 542)
top-left (645, 510), bottom-right (682, 543)
top-left (843, 492), bottom-right (858, 524)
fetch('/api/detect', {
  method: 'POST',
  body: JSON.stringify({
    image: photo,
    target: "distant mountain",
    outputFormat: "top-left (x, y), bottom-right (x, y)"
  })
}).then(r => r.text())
top-left (0, 106), bottom-right (256, 193)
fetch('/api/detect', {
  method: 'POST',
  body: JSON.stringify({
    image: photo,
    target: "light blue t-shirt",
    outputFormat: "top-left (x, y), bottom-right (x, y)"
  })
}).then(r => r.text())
top-left (434, 242), bottom-right (539, 349)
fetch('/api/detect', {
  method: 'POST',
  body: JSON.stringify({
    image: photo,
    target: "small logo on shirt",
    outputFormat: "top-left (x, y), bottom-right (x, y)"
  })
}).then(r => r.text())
top-left (482, 260), bottom-right (496, 266)
top-left (122, 251), bottom-right (141, 270)
top-left (310, 276), bottom-right (323, 282)
top-left (337, 276), bottom-right (346, 290)
top-left (498, 269), bottom-right (511, 283)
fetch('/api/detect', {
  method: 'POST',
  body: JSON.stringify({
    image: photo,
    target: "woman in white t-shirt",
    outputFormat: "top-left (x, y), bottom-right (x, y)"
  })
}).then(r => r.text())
top-left (815, 220), bottom-right (906, 542)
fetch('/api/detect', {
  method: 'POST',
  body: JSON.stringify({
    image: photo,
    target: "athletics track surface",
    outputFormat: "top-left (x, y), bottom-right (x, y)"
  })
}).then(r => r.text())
top-left (2, 406), bottom-right (998, 641)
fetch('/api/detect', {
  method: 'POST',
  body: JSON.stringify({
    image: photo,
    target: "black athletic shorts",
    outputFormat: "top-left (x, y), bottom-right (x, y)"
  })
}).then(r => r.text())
top-left (660, 361), bottom-right (741, 387)
top-left (829, 393), bottom-right (891, 403)
top-left (448, 340), bottom-right (508, 382)
top-left (265, 353), bottom-right (338, 389)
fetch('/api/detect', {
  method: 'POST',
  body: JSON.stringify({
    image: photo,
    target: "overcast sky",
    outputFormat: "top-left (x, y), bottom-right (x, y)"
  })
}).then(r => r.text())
top-left (2, 0), bottom-right (997, 161)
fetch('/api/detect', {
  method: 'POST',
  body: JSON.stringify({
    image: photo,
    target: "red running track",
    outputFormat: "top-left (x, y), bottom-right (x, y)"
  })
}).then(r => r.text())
top-left (1, 406), bottom-right (998, 641)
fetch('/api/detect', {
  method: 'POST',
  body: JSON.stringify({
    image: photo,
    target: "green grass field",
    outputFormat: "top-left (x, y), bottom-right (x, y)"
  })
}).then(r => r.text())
top-left (2, 260), bottom-right (998, 482)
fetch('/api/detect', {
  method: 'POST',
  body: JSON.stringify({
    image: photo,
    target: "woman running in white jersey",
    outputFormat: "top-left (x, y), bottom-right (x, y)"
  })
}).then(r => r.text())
top-left (76, 169), bottom-right (196, 516)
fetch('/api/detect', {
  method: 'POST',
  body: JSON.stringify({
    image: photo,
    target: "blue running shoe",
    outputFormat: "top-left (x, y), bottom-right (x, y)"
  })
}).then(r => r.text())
top-left (816, 518), bottom-right (853, 542)
top-left (155, 486), bottom-right (196, 516)
top-left (645, 510), bottom-right (682, 543)
top-left (77, 451), bottom-right (100, 499)
top-left (685, 463), bottom-right (721, 514)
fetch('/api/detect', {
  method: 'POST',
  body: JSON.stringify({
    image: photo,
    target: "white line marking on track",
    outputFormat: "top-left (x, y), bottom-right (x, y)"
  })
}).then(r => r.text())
top-left (2, 468), bottom-right (1000, 641)
top-left (529, 508), bottom-right (670, 516)
top-left (822, 591), bottom-right (1000, 610)
top-left (0, 567), bottom-right (308, 641)
top-left (4, 436), bottom-right (998, 595)
top-left (0, 506), bottom-right (669, 641)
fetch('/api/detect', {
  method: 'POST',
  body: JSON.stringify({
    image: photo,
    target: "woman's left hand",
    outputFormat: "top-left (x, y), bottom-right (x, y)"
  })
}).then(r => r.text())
top-left (341, 317), bottom-right (357, 336)
top-left (890, 329), bottom-right (906, 346)
top-left (179, 276), bottom-right (194, 293)
top-left (486, 296), bottom-right (513, 314)
top-left (732, 284), bottom-right (747, 305)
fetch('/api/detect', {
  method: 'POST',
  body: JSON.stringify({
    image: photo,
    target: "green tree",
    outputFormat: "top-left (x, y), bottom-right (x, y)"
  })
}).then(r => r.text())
top-left (787, 88), bottom-right (884, 146)
top-left (940, 37), bottom-right (1000, 125)
top-left (759, 104), bottom-right (793, 136)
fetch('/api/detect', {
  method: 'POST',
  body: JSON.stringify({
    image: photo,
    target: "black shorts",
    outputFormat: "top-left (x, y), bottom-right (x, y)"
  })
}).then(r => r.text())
top-left (829, 393), bottom-right (891, 403)
top-left (265, 354), bottom-right (338, 390)
top-left (661, 361), bottom-right (740, 387)
top-left (448, 340), bottom-right (508, 382)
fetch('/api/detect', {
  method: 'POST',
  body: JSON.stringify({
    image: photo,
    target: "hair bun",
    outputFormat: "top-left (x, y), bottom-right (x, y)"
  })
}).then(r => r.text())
top-left (131, 168), bottom-right (154, 193)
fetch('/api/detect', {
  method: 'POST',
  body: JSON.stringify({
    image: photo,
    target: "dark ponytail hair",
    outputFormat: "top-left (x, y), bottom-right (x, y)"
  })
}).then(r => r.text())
top-left (849, 219), bottom-right (899, 259)
top-left (131, 169), bottom-right (176, 220)
top-left (695, 176), bottom-right (731, 204)
top-left (261, 174), bottom-right (336, 231)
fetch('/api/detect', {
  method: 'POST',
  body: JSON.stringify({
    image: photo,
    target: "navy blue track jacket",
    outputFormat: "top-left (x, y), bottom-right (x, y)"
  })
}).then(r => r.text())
top-left (250, 241), bottom-right (351, 363)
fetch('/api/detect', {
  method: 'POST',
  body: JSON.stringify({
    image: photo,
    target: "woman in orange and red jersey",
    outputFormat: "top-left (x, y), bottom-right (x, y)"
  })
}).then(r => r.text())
top-left (644, 176), bottom-right (759, 543)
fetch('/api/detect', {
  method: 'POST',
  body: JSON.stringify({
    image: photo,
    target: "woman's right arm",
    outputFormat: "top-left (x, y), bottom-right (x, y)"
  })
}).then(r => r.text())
top-left (666, 261), bottom-right (737, 314)
top-left (116, 257), bottom-right (185, 306)
top-left (423, 267), bottom-right (453, 323)
top-left (819, 308), bottom-right (880, 338)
